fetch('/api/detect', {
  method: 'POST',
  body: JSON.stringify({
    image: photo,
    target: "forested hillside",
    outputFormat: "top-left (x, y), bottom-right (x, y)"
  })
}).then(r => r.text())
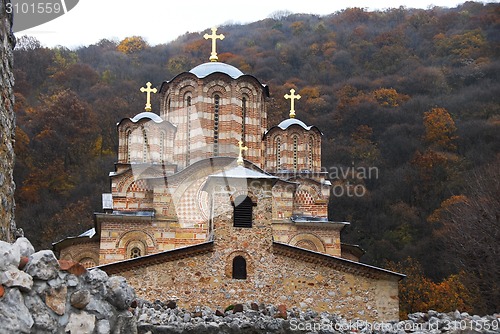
top-left (12, 2), bottom-right (499, 316)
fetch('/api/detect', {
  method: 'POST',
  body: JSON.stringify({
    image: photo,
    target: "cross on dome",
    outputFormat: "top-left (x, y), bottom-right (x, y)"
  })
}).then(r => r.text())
top-left (140, 82), bottom-right (157, 111)
top-left (284, 88), bottom-right (301, 118)
top-left (203, 27), bottom-right (225, 62)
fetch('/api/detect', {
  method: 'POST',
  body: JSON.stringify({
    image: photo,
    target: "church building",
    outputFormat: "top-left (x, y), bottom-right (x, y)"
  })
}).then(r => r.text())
top-left (53, 28), bottom-right (403, 321)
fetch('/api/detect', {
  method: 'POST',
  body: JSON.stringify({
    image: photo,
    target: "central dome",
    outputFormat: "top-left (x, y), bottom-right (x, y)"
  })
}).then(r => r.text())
top-left (189, 62), bottom-right (244, 79)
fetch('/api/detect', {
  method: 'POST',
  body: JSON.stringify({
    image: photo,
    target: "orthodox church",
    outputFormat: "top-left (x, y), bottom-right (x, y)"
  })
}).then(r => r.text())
top-left (53, 28), bottom-right (403, 321)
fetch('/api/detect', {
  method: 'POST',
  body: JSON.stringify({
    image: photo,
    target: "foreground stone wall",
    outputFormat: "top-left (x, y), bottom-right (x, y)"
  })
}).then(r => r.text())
top-left (0, 0), bottom-right (16, 242)
top-left (0, 238), bottom-right (137, 333)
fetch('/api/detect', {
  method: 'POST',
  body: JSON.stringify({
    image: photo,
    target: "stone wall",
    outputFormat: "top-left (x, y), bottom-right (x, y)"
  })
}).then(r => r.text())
top-left (0, 0), bottom-right (16, 242)
top-left (0, 238), bottom-right (137, 333)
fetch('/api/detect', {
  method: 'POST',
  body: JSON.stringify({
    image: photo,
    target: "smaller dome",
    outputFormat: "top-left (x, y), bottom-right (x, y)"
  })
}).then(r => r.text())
top-left (130, 112), bottom-right (163, 123)
top-left (277, 118), bottom-right (314, 131)
top-left (189, 62), bottom-right (244, 79)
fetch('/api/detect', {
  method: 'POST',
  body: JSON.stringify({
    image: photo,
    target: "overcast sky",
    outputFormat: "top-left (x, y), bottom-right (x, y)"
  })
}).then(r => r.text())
top-left (16, 0), bottom-right (494, 49)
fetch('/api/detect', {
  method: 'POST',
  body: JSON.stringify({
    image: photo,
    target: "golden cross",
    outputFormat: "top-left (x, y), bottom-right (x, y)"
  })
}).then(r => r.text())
top-left (237, 140), bottom-right (248, 166)
top-left (284, 89), bottom-right (301, 118)
top-left (140, 82), bottom-right (157, 111)
top-left (204, 27), bottom-right (225, 62)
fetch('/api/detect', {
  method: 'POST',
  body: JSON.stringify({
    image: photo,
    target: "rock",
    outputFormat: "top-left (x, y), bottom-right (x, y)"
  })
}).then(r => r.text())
top-left (65, 311), bottom-right (96, 334)
top-left (70, 289), bottom-right (91, 309)
top-left (0, 240), bottom-right (20, 271)
top-left (96, 319), bottom-right (111, 334)
top-left (106, 276), bottom-right (135, 310)
top-left (250, 302), bottom-right (259, 311)
top-left (274, 304), bottom-right (287, 319)
top-left (165, 299), bottom-right (176, 309)
top-left (13, 237), bottom-right (35, 257)
top-left (215, 309), bottom-right (224, 316)
top-left (233, 303), bottom-right (244, 313)
top-left (45, 286), bottom-right (67, 315)
top-left (24, 250), bottom-right (60, 280)
top-left (86, 268), bottom-right (109, 295)
top-left (114, 311), bottom-right (138, 334)
top-left (23, 293), bottom-right (58, 333)
top-left (0, 284), bottom-right (4, 298)
top-left (0, 288), bottom-right (34, 333)
top-left (1, 268), bottom-right (33, 291)
top-left (58, 259), bottom-right (87, 276)
top-left (18, 256), bottom-right (29, 270)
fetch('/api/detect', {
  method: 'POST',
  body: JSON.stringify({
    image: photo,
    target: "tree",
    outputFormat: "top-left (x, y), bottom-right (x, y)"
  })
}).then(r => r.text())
top-left (429, 157), bottom-right (500, 314)
top-left (117, 36), bottom-right (148, 54)
top-left (423, 107), bottom-right (458, 151)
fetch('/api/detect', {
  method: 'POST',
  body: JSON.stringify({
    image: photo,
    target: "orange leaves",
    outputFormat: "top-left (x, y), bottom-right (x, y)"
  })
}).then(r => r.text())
top-left (386, 257), bottom-right (475, 318)
top-left (372, 88), bottom-right (409, 107)
top-left (117, 36), bottom-right (148, 54)
top-left (423, 107), bottom-right (458, 151)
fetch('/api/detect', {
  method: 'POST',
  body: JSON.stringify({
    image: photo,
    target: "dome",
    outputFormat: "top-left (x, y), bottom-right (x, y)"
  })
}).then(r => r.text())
top-left (277, 118), bottom-right (314, 131)
top-left (130, 112), bottom-right (163, 123)
top-left (189, 62), bottom-right (244, 79)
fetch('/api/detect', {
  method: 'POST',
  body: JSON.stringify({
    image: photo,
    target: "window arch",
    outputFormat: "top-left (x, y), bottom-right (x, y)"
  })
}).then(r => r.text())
top-left (233, 195), bottom-right (254, 228)
top-left (232, 256), bottom-right (247, 279)
top-left (213, 94), bottom-right (220, 156)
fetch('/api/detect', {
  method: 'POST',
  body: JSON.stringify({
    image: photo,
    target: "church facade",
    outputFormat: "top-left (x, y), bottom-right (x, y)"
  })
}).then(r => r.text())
top-left (53, 28), bottom-right (403, 321)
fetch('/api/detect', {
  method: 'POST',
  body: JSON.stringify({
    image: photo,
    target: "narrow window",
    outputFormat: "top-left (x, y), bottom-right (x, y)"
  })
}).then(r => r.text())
top-left (241, 97), bottom-right (247, 141)
top-left (130, 247), bottom-right (141, 258)
top-left (186, 96), bottom-right (192, 165)
top-left (276, 137), bottom-right (281, 170)
top-left (214, 94), bottom-right (220, 156)
top-left (126, 130), bottom-right (132, 162)
top-left (233, 195), bottom-right (253, 228)
top-left (142, 128), bottom-right (148, 163)
top-left (232, 256), bottom-right (247, 279)
top-left (293, 135), bottom-right (298, 171)
top-left (159, 131), bottom-right (165, 163)
top-left (309, 136), bottom-right (314, 170)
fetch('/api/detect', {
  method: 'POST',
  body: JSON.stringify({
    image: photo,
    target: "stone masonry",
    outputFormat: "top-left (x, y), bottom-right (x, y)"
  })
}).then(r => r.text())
top-left (0, 0), bottom-right (16, 242)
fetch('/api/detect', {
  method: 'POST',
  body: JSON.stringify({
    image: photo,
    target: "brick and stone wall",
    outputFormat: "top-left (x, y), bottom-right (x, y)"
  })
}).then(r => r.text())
top-left (0, 0), bottom-right (16, 242)
top-left (110, 180), bottom-right (400, 322)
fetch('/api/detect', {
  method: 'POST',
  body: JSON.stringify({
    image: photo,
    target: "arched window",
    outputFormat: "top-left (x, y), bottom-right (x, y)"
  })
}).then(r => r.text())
top-left (276, 137), bottom-right (281, 170)
top-left (241, 97), bottom-right (247, 141)
top-left (126, 129), bottom-right (132, 162)
top-left (309, 136), bottom-right (314, 170)
top-left (130, 247), bottom-right (141, 258)
top-left (159, 131), bottom-right (165, 163)
top-left (292, 135), bottom-right (298, 171)
top-left (186, 95), bottom-right (192, 165)
top-left (213, 94), bottom-right (220, 156)
top-left (142, 128), bottom-right (148, 163)
top-left (233, 195), bottom-right (253, 228)
top-left (232, 256), bottom-right (247, 279)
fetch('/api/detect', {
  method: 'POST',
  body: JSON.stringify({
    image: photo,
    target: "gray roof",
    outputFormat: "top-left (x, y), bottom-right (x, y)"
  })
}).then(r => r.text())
top-left (130, 112), bottom-right (163, 123)
top-left (189, 62), bottom-right (244, 79)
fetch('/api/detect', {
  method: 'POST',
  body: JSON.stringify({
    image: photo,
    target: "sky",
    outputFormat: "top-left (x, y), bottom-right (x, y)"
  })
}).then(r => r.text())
top-left (16, 0), bottom-right (492, 49)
